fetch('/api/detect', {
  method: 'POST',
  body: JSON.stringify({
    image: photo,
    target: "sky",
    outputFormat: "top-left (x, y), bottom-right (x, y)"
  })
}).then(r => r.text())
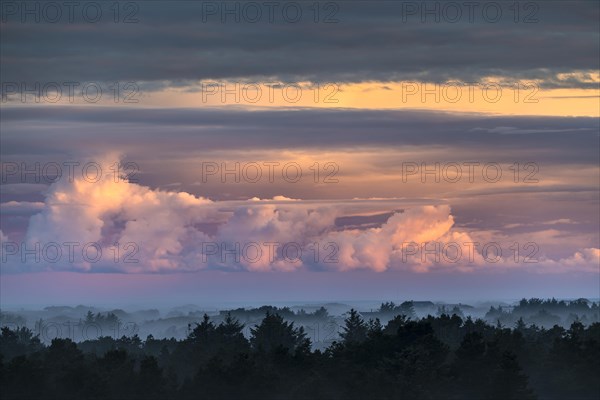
top-left (0, 0), bottom-right (599, 307)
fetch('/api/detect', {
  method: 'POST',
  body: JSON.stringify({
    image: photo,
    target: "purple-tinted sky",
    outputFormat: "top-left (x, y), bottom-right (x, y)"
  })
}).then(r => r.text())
top-left (1, 1), bottom-right (599, 306)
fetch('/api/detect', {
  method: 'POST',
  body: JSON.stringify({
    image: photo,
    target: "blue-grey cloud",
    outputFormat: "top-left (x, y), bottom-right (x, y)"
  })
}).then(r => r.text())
top-left (1, 1), bottom-right (598, 88)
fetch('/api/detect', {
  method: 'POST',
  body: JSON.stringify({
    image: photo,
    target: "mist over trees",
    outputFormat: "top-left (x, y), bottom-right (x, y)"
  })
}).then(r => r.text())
top-left (2, 298), bottom-right (597, 348)
top-left (1, 299), bottom-right (599, 399)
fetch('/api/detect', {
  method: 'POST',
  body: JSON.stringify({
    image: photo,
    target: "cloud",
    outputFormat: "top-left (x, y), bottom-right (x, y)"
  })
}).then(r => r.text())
top-left (514, 248), bottom-right (600, 274)
top-left (557, 248), bottom-right (600, 271)
top-left (0, 201), bottom-right (45, 215)
top-left (331, 205), bottom-right (456, 272)
top-left (1, 156), bottom-right (597, 275)
top-left (2, 107), bottom-right (598, 164)
top-left (0, 183), bottom-right (48, 195)
top-left (1, 1), bottom-right (598, 88)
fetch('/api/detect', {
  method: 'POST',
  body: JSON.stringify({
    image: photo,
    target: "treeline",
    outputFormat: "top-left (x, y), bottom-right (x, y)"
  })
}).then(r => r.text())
top-left (217, 305), bottom-right (332, 325)
top-left (3, 298), bottom-right (597, 345)
top-left (1, 309), bottom-right (599, 400)
top-left (485, 298), bottom-right (599, 328)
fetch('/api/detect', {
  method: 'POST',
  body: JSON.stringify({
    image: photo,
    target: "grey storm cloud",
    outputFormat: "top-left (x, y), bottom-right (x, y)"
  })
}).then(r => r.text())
top-left (0, 1), bottom-right (598, 88)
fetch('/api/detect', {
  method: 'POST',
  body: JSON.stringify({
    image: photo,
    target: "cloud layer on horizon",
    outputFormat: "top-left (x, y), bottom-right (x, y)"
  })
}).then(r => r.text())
top-left (1, 157), bottom-right (598, 275)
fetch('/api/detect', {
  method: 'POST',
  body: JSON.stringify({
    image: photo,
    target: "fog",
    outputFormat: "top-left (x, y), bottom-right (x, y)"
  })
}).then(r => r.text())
top-left (3, 298), bottom-right (598, 350)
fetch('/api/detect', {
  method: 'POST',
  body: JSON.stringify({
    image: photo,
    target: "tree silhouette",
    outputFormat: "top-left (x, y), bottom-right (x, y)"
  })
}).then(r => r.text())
top-left (250, 312), bottom-right (310, 354)
top-left (0, 326), bottom-right (42, 360)
top-left (489, 351), bottom-right (536, 400)
top-left (340, 309), bottom-right (368, 344)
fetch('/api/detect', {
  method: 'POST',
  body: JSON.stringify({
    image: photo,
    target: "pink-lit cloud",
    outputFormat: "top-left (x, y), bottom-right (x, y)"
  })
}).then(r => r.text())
top-left (1, 157), bottom-right (598, 275)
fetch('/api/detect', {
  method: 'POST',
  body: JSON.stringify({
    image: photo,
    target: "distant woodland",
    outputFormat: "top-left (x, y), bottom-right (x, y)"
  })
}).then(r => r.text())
top-left (1, 298), bottom-right (599, 399)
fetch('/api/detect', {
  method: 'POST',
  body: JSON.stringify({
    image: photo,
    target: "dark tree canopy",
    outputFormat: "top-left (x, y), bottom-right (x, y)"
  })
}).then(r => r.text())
top-left (1, 308), bottom-right (599, 400)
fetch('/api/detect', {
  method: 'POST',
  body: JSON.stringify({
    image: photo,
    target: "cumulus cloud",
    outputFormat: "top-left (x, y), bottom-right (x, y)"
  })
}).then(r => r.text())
top-left (331, 206), bottom-right (456, 272)
top-left (1, 156), bottom-right (597, 275)
top-left (16, 157), bottom-right (215, 273)
top-left (493, 247), bottom-right (600, 274)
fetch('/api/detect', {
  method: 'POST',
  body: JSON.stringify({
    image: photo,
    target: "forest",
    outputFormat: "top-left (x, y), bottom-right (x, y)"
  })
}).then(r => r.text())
top-left (1, 300), bottom-right (599, 400)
